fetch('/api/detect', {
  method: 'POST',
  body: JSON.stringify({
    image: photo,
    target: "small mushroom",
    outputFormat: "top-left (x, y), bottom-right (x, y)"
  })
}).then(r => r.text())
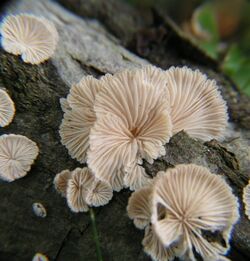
top-left (66, 167), bottom-right (94, 213)
top-left (165, 67), bottom-right (228, 141)
top-left (32, 253), bottom-right (49, 261)
top-left (32, 202), bottom-right (47, 218)
top-left (0, 134), bottom-right (39, 181)
top-left (243, 180), bottom-right (250, 220)
top-left (0, 14), bottom-right (58, 64)
top-left (85, 179), bottom-right (113, 207)
top-left (0, 88), bottom-right (15, 127)
top-left (53, 169), bottom-right (72, 197)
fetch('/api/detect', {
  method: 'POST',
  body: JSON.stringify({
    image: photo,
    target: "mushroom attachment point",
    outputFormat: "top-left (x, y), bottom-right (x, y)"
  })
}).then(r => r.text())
top-left (0, 14), bottom-right (58, 64)
top-left (0, 134), bottom-right (39, 181)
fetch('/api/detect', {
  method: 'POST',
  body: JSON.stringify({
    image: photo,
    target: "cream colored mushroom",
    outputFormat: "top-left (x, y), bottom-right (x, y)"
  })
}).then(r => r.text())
top-left (85, 179), bottom-right (113, 207)
top-left (1, 14), bottom-right (58, 64)
top-left (127, 186), bottom-right (152, 229)
top-left (0, 134), bottom-right (39, 181)
top-left (66, 167), bottom-right (94, 213)
top-left (53, 169), bottom-right (72, 197)
top-left (88, 67), bottom-right (172, 191)
top-left (0, 88), bottom-right (15, 127)
top-left (151, 164), bottom-right (239, 261)
top-left (243, 180), bottom-right (250, 220)
top-left (165, 67), bottom-right (228, 140)
top-left (59, 76), bottom-right (102, 163)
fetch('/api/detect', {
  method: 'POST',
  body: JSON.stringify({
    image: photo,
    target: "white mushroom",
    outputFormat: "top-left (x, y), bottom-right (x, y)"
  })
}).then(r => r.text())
top-left (0, 88), bottom-right (15, 127)
top-left (0, 14), bottom-right (58, 64)
top-left (88, 67), bottom-right (172, 191)
top-left (0, 134), bottom-right (39, 181)
top-left (53, 169), bottom-right (72, 197)
top-left (165, 67), bottom-right (228, 140)
top-left (66, 167), bottom-right (94, 213)
top-left (59, 76), bottom-right (102, 163)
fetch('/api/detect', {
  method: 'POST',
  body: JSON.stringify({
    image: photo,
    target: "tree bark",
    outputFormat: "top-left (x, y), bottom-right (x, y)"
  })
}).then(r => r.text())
top-left (0, 0), bottom-right (249, 261)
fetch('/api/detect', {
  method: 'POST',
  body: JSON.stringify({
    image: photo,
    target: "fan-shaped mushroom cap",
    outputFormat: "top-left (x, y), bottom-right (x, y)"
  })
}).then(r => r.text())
top-left (85, 179), bottom-right (113, 207)
top-left (151, 164), bottom-right (239, 260)
top-left (127, 186), bottom-right (152, 229)
top-left (243, 180), bottom-right (250, 220)
top-left (88, 67), bottom-right (172, 190)
top-left (124, 164), bottom-right (152, 191)
top-left (59, 76), bottom-right (102, 163)
top-left (53, 169), bottom-right (72, 197)
top-left (0, 134), bottom-right (39, 181)
top-left (165, 67), bottom-right (228, 140)
top-left (142, 225), bottom-right (177, 261)
top-left (0, 89), bottom-right (15, 127)
top-left (0, 14), bottom-right (58, 64)
top-left (66, 167), bottom-right (94, 212)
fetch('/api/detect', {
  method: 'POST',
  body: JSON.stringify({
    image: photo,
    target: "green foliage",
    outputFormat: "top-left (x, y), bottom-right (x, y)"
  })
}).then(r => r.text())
top-left (222, 45), bottom-right (250, 96)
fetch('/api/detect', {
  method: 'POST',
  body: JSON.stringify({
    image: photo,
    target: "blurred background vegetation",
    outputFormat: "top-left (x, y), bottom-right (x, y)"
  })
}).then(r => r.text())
top-left (123, 0), bottom-right (250, 96)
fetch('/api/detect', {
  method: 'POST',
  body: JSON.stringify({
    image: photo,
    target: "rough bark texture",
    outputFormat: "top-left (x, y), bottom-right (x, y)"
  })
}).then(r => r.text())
top-left (0, 0), bottom-right (249, 261)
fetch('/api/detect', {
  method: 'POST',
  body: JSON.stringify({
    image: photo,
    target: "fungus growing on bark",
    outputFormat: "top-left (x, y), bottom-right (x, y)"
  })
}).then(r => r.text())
top-left (165, 67), bottom-right (228, 140)
top-left (53, 169), bottom-right (72, 197)
top-left (0, 14), bottom-right (58, 64)
top-left (151, 164), bottom-right (239, 261)
top-left (243, 180), bottom-right (250, 220)
top-left (32, 253), bottom-right (49, 261)
top-left (127, 164), bottom-right (239, 261)
top-left (0, 88), bottom-right (15, 127)
top-left (59, 76), bottom-right (102, 163)
top-left (66, 167), bottom-right (94, 213)
top-left (0, 134), bottom-right (39, 181)
top-left (88, 67), bottom-right (172, 191)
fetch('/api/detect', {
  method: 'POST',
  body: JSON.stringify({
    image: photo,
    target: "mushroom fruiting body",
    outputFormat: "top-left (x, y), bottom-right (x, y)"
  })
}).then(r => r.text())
top-left (243, 180), bottom-right (250, 220)
top-left (127, 164), bottom-right (239, 261)
top-left (165, 67), bottom-right (228, 141)
top-left (0, 88), bottom-right (15, 127)
top-left (0, 14), bottom-right (58, 64)
top-left (56, 167), bottom-right (113, 212)
top-left (0, 134), bottom-right (39, 181)
top-left (88, 67), bottom-right (172, 191)
top-left (59, 76), bottom-right (102, 163)
top-left (53, 169), bottom-right (72, 197)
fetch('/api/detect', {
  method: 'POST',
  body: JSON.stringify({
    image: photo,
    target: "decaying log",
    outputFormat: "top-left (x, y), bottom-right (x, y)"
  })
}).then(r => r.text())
top-left (0, 0), bottom-right (249, 260)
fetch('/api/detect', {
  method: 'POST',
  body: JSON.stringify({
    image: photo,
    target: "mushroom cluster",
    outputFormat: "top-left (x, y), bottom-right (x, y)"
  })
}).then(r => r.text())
top-left (127, 164), bottom-right (239, 261)
top-left (60, 65), bottom-right (228, 192)
top-left (54, 167), bottom-right (113, 212)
